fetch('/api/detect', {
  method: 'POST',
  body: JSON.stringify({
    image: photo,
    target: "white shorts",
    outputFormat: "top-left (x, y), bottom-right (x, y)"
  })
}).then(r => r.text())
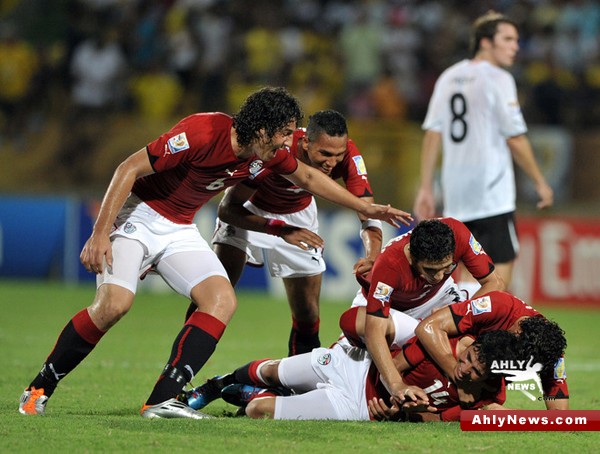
top-left (274, 344), bottom-right (371, 420)
top-left (212, 198), bottom-right (325, 278)
top-left (97, 194), bottom-right (228, 296)
top-left (349, 277), bottom-right (463, 349)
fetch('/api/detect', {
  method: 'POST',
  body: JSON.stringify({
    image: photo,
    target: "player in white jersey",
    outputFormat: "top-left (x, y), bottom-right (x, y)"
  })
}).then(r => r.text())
top-left (413, 11), bottom-right (553, 292)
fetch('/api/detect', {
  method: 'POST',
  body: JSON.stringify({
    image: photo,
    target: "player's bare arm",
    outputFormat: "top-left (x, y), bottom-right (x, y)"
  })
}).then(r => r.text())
top-left (471, 269), bottom-right (506, 299)
top-left (414, 306), bottom-right (461, 382)
top-left (285, 160), bottom-right (413, 227)
top-left (507, 134), bottom-right (554, 209)
top-left (80, 148), bottom-right (154, 274)
top-left (414, 129), bottom-right (442, 221)
top-left (364, 314), bottom-right (429, 406)
top-left (354, 196), bottom-right (383, 275)
top-left (218, 183), bottom-right (324, 250)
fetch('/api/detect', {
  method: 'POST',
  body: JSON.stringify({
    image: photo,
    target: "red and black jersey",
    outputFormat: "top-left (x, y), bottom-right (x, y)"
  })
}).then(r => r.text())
top-left (242, 129), bottom-right (374, 214)
top-left (133, 113), bottom-right (297, 224)
top-left (364, 336), bottom-right (505, 421)
top-left (362, 217), bottom-right (495, 316)
top-left (449, 290), bottom-right (568, 400)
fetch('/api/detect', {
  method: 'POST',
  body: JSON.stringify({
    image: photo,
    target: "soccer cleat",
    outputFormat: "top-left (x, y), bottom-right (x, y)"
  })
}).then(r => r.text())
top-left (220, 384), bottom-right (290, 407)
top-left (19, 387), bottom-right (49, 415)
top-left (185, 375), bottom-right (227, 410)
top-left (140, 398), bottom-right (214, 419)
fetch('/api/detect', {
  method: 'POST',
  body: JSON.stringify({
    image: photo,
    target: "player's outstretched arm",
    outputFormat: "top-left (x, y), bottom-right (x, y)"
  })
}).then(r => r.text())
top-left (414, 307), bottom-right (460, 382)
top-left (285, 160), bottom-right (413, 227)
top-left (80, 148), bottom-right (154, 274)
top-left (218, 183), bottom-right (324, 250)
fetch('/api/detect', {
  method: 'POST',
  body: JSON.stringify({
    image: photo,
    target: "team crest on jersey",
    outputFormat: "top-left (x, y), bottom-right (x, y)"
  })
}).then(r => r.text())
top-left (167, 132), bottom-right (190, 154)
top-left (469, 235), bottom-right (484, 255)
top-left (352, 156), bottom-right (367, 175)
top-left (248, 159), bottom-right (264, 177)
top-left (317, 353), bottom-right (332, 366)
top-left (373, 281), bottom-right (393, 303)
top-left (123, 222), bottom-right (136, 234)
top-left (470, 296), bottom-right (492, 315)
top-left (553, 357), bottom-right (566, 380)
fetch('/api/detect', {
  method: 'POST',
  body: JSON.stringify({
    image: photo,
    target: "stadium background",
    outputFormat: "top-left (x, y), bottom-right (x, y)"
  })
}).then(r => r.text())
top-left (1, 0), bottom-right (599, 306)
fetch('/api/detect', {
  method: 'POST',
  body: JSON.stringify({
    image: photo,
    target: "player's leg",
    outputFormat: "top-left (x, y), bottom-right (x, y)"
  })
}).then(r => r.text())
top-left (283, 274), bottom-right (322, 355)
top-left (142, 249), bottom-right (234, 417)
top-left (339, 306), bottom-right (397, 348)
top-left (183, 242), bottom-right (247, 321)
top-left (20, 237), bottom-right (143, 415)
top-left (246, 389), bottom-right (340, 420)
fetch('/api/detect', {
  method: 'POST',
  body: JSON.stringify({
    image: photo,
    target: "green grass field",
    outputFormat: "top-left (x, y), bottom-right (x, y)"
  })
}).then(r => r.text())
top-left (1, 280), bottom-right (599, 453)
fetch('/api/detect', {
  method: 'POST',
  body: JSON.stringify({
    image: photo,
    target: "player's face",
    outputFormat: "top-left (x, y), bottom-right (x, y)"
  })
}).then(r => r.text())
top-left (414, 255), bottom-right (456, 285)
top-left (255, 121), bottom-right (297, 161)
top-left (455, 345), bottom-right (487, 383)
top-left (490, 23), bottom-right (519, 67)
top-left (302, 133), bottom-right (347, 175)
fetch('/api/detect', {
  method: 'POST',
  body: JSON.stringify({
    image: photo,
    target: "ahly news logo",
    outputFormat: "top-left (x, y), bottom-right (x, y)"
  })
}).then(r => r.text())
top-left (491, 357), bottom-right (543, 401)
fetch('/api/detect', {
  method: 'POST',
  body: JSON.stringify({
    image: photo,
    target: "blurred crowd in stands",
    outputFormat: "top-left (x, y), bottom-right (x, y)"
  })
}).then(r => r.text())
top-left (1, 0), bottom-right (600, 186)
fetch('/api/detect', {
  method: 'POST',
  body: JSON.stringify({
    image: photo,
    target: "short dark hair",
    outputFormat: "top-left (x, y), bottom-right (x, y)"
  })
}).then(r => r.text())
top-left (472, 330), bottom-right (520, 372)
top-left (306, 110), bottom-right (348, 142)
top-left (233, 87), bottom-right (303, 147)
top-left (409, 219), bottom-right (455, 263)
top-left (469, 10), bottom-right (518, 57)
top-left (518, 316), bottom-right (567, 375)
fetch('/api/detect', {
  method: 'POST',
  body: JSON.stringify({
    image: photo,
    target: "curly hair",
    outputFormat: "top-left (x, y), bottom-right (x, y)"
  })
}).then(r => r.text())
top-left (306, 110), bottom-right (348, 142)
top-left (472, 330), bottom-right (520, 372)
top-left (409, 219), bottom-right (455, 263)
top-left (517, 316), bottom-right (567, 374)
top-left (232, 87), bottom-right (303, 148)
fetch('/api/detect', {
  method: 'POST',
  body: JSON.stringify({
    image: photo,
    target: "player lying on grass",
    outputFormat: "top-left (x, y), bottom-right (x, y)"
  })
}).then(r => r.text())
top-left (184, 110), bottom-right (387, 356)
top-left (415, 290), bottom-right (569, 410)
top-left (337, 218), bottom-right (504, 406)
top-left (183, 330), bottom-right (519, 421)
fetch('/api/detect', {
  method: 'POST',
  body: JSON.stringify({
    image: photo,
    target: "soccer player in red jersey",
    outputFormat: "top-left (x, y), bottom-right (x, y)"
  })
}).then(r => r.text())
top-left (196, 110), bottom-right (384, 356)
top-left (184, 330), bottom-right (517, 422)
top-left (338, 218), bottom-right (504, 407)
top-left (415, 290), bottom-right (569, 410)
top-left (18, 87), bottom-right (412, 418)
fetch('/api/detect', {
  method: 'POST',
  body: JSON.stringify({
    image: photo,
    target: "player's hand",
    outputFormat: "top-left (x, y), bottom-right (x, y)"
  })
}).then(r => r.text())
top-left (367, 397), bottom-right (401, 421)
top-left (390, 384), bottom-right (430, 409)
top-left (280, 226), bottom-right (324, 251)
top-left (413, 188), bottom-right (436, 221)
top-left (362, 204), bottom-right (413, 228)
top-left (535, 181), bottom-right (554, 210)
top-left (353, 257), bottom-right (374, 275)
top-left (80, 232), bottom-right (112, 274)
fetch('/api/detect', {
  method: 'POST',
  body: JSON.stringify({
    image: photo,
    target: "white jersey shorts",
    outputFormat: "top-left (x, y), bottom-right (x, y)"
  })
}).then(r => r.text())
top-left (349, 277), bottom-right (464, 349)
top-left (274, 343), bottom-right (371, 420)
top-left (212, 198), bottom-right (325, 278)
top-left (97, 194), bottom-right (228, 296)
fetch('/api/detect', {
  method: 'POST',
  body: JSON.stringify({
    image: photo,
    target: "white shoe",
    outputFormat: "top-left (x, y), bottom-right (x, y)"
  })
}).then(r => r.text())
top-left (140, 398), bottom-right (214, 419)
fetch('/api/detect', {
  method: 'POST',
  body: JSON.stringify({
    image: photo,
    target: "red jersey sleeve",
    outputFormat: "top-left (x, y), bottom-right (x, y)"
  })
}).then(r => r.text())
top-left (449, 291), bottom-right (539, 335)
top-left (444, 217), bottom-right (495, 280)
top-left (365, 241), bottom-right (406, 318)
top-left (331, 139), bottom-right (374, 198)
top-left (265, 147), bottom-right (299, 175)
top-left (541, 357), bottom-right (569, 400)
